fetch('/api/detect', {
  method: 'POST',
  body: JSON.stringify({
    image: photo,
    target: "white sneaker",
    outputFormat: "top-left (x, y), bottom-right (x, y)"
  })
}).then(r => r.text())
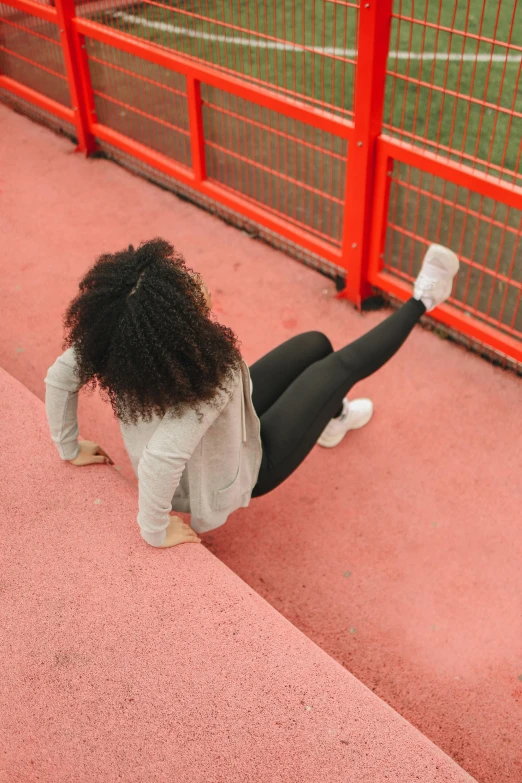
top-left (317, 397), bottom-right (374, 448)
top-left (413, 244), bottom-right (460, 312)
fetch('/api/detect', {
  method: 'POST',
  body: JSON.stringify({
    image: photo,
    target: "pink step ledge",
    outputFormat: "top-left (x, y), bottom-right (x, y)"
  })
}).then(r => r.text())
top-left (0, 368), bottom-right (476, 783)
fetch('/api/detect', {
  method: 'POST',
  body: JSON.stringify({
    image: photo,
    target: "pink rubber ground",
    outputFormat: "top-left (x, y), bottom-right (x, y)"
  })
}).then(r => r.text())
top-left (1, 104), bottom-right (521, 783)
top-left (0, 367), bottom-right (477, 783)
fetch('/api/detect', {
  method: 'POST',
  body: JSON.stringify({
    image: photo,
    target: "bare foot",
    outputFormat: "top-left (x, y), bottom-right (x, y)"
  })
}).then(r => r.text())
top-left (157, 515), bottom-right (201, 548)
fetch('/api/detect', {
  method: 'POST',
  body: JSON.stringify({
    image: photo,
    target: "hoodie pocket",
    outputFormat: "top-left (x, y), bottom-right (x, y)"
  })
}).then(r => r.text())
top-left (212, 460), bottom-right (241, 511)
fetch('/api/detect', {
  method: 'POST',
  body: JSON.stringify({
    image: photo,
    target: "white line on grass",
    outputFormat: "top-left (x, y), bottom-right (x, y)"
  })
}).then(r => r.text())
top-left (112, 13), bottom-right (522, 62)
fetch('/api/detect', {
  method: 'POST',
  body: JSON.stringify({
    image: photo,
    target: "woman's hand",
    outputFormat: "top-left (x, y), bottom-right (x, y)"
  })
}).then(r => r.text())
top-left (68, 440), bottom-right (114, 467)
top-left (157, 515), bottom-right (201, 548)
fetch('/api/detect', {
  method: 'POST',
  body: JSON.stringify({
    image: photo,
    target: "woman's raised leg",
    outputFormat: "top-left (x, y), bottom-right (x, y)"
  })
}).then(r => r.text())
top-left (252, 244), bottom-right (459, 497)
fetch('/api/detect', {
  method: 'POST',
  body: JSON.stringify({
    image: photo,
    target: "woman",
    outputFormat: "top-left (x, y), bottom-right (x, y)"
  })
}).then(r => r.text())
top-left (44, 239), bottom-right (459, 549)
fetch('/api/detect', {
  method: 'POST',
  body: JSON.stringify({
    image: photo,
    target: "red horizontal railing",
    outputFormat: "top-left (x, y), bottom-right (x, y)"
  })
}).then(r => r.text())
top-left (0, 0), bottom-right (520, 362)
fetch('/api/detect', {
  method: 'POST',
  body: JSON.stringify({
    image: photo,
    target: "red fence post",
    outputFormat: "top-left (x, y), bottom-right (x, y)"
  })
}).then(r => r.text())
top-left (54, 0), bottom-right (96, 154)
top-left (339, 0), bottom-right (393, 308)
top-left (186, 76), bottom-right (207, 184)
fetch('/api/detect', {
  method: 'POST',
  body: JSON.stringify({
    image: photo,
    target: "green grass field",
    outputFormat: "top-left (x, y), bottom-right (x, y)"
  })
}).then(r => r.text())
top-left (95, 0), bottom-right (522, 178)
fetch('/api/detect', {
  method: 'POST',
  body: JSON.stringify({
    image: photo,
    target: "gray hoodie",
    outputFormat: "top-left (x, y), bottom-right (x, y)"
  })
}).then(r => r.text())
top-left (44, 347), bottom-right (263, 546)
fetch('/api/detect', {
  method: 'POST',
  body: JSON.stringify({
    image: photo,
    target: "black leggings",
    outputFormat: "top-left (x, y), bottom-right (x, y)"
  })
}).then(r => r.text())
top-left (250, 297), bottom-right (425, 497)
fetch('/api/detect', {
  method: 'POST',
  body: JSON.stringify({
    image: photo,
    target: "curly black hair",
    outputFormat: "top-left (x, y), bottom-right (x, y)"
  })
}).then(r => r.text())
top-left (62, 238), bottom-right (243, 426)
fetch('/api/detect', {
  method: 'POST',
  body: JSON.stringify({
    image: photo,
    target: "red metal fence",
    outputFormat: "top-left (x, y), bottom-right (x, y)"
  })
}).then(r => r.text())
top-left (1, 0), bottom-right (521, 362)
